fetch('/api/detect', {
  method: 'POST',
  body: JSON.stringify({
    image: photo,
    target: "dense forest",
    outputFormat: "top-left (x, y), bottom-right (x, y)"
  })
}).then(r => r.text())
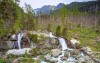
top-left (0, 0), bottom-right (100, 63)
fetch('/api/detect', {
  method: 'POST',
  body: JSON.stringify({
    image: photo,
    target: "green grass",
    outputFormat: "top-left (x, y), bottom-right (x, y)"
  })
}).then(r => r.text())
top-left (68, 27), bottom-right (100, 51)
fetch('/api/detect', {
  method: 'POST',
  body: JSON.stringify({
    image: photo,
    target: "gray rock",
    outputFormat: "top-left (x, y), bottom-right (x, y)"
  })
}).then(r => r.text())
top-left (70, 49), bottom-right (79, 55)
top-left (51, 49), bottom-right (61, 57)
top-left (44, 54), bottom-right (52, 61)
top-left (6, 48), bottom-right (32, 56)
top-left (64, 51), bottom-right (70, 57)
top-left (81, 47), bottom-right (92, 55)
top-left (78, 58), bottom-right (85, 63)
top-left (61, 56), bottom-right (67, 61)
top-left (44, 37), bottom-right (59, 49)
top-left (50, 57), bottom-right (58, 62)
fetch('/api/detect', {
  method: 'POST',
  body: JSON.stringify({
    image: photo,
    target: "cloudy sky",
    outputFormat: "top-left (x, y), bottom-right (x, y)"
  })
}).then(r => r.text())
top-left (19, 0), bottom-right (93, 9)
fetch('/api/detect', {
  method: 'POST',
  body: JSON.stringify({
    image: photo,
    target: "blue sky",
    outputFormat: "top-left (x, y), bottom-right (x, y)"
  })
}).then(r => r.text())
top-left (19, 0), bottom-right (93, 9)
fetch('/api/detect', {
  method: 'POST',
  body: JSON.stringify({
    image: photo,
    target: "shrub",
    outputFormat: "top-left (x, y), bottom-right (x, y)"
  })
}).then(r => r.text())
top-left (95, 29), bottom-right (100, 34)
top-left (62, 27), bottom-right (68, 40)
top-left (47, 24), bottom-right (51, 32)
top-left (18, 58), bottom-right (35, 63)
top-left (28, 34), bottom-right (38, 43)
top-left (0, 57), bottom-right (3, 63)
top-left (55, 25), bottom-right (62, 37)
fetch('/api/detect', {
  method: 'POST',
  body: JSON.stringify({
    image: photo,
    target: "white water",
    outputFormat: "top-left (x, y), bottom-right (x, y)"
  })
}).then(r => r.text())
top-left (17, 33), bottom-right (23, 49)
top-left (41, 60), bottom-right (47, 63)
top-left (58, 38), bottom-right (68, 50)
top-left (58, 38), bottom-right (73, 50)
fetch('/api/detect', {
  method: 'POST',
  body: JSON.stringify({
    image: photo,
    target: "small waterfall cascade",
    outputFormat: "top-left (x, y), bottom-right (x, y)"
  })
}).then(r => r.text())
top-left (57, 38), bottom-right (75, 63)
top-left (58, 38), bottom-right (68, 50)
top-left (17, 33), bottom-right (23, 49)
top-left (41, 32), bottom-right (84, 63)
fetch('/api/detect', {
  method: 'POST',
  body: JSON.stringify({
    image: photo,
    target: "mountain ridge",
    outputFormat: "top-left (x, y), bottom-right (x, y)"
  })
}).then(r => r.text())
top-left (34, 1), bottom-right (100, 15)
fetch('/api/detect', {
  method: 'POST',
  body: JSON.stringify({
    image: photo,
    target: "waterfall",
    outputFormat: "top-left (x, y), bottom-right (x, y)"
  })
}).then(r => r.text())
top-left (17, 33), bottom-right (23, 49)
top-left (58, 38), bottom-right (68, 50)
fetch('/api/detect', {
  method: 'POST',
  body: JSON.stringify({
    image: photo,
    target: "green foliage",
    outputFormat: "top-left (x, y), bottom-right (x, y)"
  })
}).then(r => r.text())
top-left (30, 47), bottom-right (40, 56)
top-left (28, 34), bottom-right (38, 43)
top-left (0, 28), bottom-right (3, 36)
top-left (0, 57), bottom-right (3, 63)
top-left (0, 18), bottom-right (6, 36)
top-left (18, 58), bottom-right (35, 63)
top-left (62, 27), bottom-right (68, 40)
top-left (13, 20), bottom-right (22, 33)
top-left (59, 4), bottom-right (67, 22)
top-left (68, 27), bottom-right (100, 51)
top-left (55, 25), bottom-right (62, 37)
top-left (47, 24), bottom-right (51, 32)
top-left (39, 34), bottom-right (46, 41)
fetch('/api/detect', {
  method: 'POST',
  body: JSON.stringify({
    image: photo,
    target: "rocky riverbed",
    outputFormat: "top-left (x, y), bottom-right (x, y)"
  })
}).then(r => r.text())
top-left (0, 31), bottom-right (100, 63)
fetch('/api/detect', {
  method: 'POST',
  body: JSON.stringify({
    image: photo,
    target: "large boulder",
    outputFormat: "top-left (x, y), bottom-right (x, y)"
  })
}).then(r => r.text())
top-left (51, 49), bottom-right (61, 57)
top-left (6, 48), bottom-right (32, 56)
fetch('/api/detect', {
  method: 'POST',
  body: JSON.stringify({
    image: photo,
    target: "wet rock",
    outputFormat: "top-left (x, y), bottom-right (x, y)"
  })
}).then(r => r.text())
top-left (61, 56), bottom-right (67, 61)
top-left (67, 57), bottom-right (76, 62)
top-left (64, 50), bottom-right (70, 57)
top-left (6, 41), bottom-right (17, 49)
top-left (44, 54), bottom-right (52, 61)
top-left (51, 49), bottom-right (61, 57)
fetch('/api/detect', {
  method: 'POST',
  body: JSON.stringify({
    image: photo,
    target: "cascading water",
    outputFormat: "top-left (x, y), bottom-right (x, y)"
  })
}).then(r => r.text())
top-left (58, 38), bottom-right (73, 50)
top-left (41, 32), bottom-right (83, 63)
top-left (58, 38), bottom-right (68, 50)
top-left (17, 33), bottom-right (23, 49)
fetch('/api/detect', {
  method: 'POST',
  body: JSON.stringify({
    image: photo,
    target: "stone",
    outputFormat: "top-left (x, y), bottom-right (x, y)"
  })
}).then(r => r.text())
top-left (70, 38), bottom-right (80, 45)
top-left (81, 47), bottom-right (92, 55)
top-left (21, 36), bottom-right (31, 48)
top-left (61, 56), bottom-right (67, 61)
top-left (0, 41), bottom-right (8, 50)
top-left (12, 59), bottom-right (18, 63)
top-left (64, 51), bottom-right (70, 57)
top-left (78, 58), bottom-right (85, 63)
top-left (70, 49), bottom-right (79, 55)
top-left (6, 48), bottom-right (32, 56)
top-left (10, 34), bottom-right (17, 41)
top-left (44, 54), bottom-right (52, 61)
top-left (50, 57), bottom-right (58, 62)
top-left (51, 49), bottom-right (61, 57)
top-left (44, 37), bottom-right (59, 49)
